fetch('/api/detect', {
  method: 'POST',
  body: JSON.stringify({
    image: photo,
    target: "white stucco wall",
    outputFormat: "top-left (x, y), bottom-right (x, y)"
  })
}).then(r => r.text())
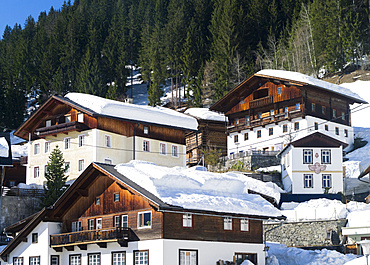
top-left (228, 115), bottom-right (353, 155)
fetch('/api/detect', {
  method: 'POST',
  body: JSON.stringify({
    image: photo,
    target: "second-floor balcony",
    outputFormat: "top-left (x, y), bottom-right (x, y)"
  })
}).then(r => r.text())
top-left (249, 96), bottom-right (273, 109)
top-left (35, 121), bottom-right (89, 137)
top-left (50, 227), bottom-right (131, 249)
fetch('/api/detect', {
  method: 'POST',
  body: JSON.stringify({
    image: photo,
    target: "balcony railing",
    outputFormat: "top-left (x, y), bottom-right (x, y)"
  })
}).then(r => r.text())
top-left (249, 96), bottom-right (273, 109)
top-left (35, 121), bottom-right (89, 137)
top-left (50, 227), bottom-right (130, 248)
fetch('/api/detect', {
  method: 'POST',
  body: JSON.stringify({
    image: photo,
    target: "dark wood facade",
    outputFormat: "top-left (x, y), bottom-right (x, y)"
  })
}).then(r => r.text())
top-left (186, 119), bottom-right (227, 166)
top-left (210, 73), bottom-right (364, 135)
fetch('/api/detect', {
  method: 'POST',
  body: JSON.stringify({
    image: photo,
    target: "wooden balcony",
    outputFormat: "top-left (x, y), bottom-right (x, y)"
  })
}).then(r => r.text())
top-left (50, 227), bottom-right (131, 250)
top-left (249, 96), bottom-right (273, 109)
top-left (35, 121), bottom-right (89, 137)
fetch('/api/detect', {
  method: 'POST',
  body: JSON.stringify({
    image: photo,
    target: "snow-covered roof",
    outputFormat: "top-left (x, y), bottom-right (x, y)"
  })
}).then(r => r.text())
top-left (257, 69), bottom-right (367, 104)
top-left (114, 161), bottom-right (282, 218)
top-left (184, 108), bottom-right (228, 122)
top-left (65, 93), bottom-right (198, 130)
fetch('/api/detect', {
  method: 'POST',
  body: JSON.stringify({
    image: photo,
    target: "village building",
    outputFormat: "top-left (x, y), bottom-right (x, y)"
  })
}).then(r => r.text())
top-left (0, 161), bottom-right (284, 265)
top-left (210, 70), bottom-right (367, 157)
top-left (184, 108), bottom-right (227, 166)
top-left (14, 93), bottom-right (198, 185)
top-left (278, 132), bottom-right (347, 195)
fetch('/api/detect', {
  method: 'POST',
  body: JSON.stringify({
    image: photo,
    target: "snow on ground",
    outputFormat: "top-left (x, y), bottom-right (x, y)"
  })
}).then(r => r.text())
top-left (115, 160), bottom-right (282, 217)
top-left (280, 198), bottom-right (370, 222)
top-left (184, 108), bottom-right (227, 122)
top-left (65, 93), bottom-right (198, 130)
top-left (266, 242), bottom-right (358, 265)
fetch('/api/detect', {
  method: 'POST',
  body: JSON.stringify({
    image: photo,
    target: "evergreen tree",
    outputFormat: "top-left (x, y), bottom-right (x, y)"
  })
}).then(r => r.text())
top-left (43, 146), bottom-right (68, 207)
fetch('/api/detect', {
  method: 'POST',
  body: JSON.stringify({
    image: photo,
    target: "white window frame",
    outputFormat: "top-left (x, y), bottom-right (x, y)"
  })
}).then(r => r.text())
top-left (112, 252), bottom-right (126, 265)
top-left (304, 174), bottom-right (313, 188)
top-left (34, 143), bottom-right (40, 155)
top-left (64, 137), bottom-right (71, 150)
top-left (105, 134), bottom-right (112, 148)
top-left (143, 140), bottom-right (150, 152)
top-left (34, 167), bottom-right (40, 178)
top-left (45, 141), bottom-right (51, 153)
top-left (72, 221), bottom-right (82, 232)
top-left (78, 135), bottom-right (85, 147)
top-left (30, 256), bottom-right (40, 265)
top-left (179, 249), bottom-right (197, 265)
top-left (88, 253), bottom-right (101, 265)
top-left (134, 251), bottom-right (148, 265)
top-left (143, 126), bottom-right (149, 135)
top-left (224, 217), bottom-right (232, 230)
top-left (96, 218), bottom-right (102, 230)
top-left (51, 255), bottom-right (59, 265)
top-left (14, 257), bottom-right (24, 265)
top-left (183, 213), bottom-right (192, 228)
top-left (89, 219), bottom-right (95, 230)
top-left (70, 254), bottom-right (81, 265)
top-left (159, 143), bottom-right (167, 155)
top-left (114, 216), bottom-right (120, 228)
top-left (122, 215), bottom-right (128, 228)
top-left (172, 145), bottom-right (179, 157)
top-left (138, 211), bottom-right (152, 228)
top-left (241, 218), bottom-right (249, 231)
top-left (322, 174), bottom-right (332, 189)
top-left (303, 149), bottom-right (313, 164)
top-left (78, 159), bottom-right (85, 171)
top-left (321, 149), bottom-right (331, 164)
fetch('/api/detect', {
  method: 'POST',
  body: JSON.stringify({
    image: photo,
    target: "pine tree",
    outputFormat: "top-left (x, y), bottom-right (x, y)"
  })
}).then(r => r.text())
top-left (43, 146), bottom-right (68, 207)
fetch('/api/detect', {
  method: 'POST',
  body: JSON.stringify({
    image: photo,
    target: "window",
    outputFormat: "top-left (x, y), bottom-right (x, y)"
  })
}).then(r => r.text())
top-left (34, 143), bottom-right (40, 155)
top-left (138, 211), bottom-right (152, 228)
top-left (322, 174), bottom-right (331, 188)
top-left (335, 127), bottom-right (339, 135)
top-left (112, 252), bottom-right (126, 265)
top-left (65, 114), bottom-right (71, 123)
top-left (322, 150), bottom-right (331, 164)
top-left (294, 122), bottom-right (299, 131)
top-left (304, 174), bottom-right (313, 188)
top-left (284, 107), bottom-right (288, 113)
top-left (183, 214), bottom-right (192, 227)
top-left (134, 250), bottom-right (148, 265)
top-left (240, 97), bottom-right (245, 104)
top-left (45, 165), bottom-right (48, 176)
top-left (244, 133), bottom-right (248, 141)
top-left (105, 135), bottom-right (112, 148)
top-left (257, 130), bottom-right (261, 138)
top-left (78, 159), bottom-right (84, 171)
top-left (303, 149), bottom-right (313, 164)
top-left (114, 216), bottom-right (120, 228)
top-left (179, 250), bottom-right (197, 265)
top-left (296, 103), bottom-right (300, 110)
top-left (159, 143), bottom-right (166, 155)
top-left (344, 129), bottom-right (348, 137)
top-left (311, 103), bottom-right (316, 112)
top-left (88, 253), bottom-right (101, 265)
top-left (224, 217), bottom-right (232, 230)
top-left (235, 118), bottom-right (239, 125)
top-left (241, 219), bottom-right (249, 231)
top-left (333, 109), bottom-right (336, 118)
top-left (235, 253), bottom-right (257, 265)
top-left (245, 116), bottom-right (250, 124)
top-left (9, 180), bottom-right (15, 187)
top-left (283, 124), bottom-right (288, 133)
top-left (278, 86), bottom-right (283, 94)
top-left (105, 158), bottom-right (112, 164)
top-left (314, 122), bottom-right (318, 130)
top-left (70, 254), bottom-right (81, 265)
top-left (342, 112), bottom-right (345, 120)
top-left (51, 255), bottom-right (59, 265)
top-left (89, 219), bottom-right (95, 230)
top-left (95, 197), bottom-right (101, 205)
top-left (143, 140), bottom-right (150, 152)
top-left (72, 221), bottom-right (82, 232)
top-left (78, 135), bottom-right (85, 147)
top-left (64, 137), bottom-right (71, 150)
top-left (30, 256), bottom-right (40, 265)
top-left (34, 167), bottom-right (40, 178)
top-left (270, 109), bottom-right (274, 116)
top-left (96, 218), bottom-right (102, 230)
top-left (114, 193), bottom-right (120, 202)
top-left (234, 135), bottom-right (239, 143)
top-left (172, 145), bottom-right (179, 157)
top-left (46, 119), bottom-right (51, 127)
top-left (65, 162), bottom-right (70, 173)
top-left (45, 141), bottom-right (51, 153)
top-left (143, 126), bottom-right (149, 134)
top-left (322, 106), bottom-right (326, 115)
top-left (325, 124), bottom-right (329, 131)
top-left (122, 215), bottom-right (128, 228)
top-left (257, 112), bottom-right (262, 119)
top-left (14, 257), bottom-right (24, 265)
top-left (32, 233), bottom-right (38, 243)
top-left (269, 128), bottom-right (273, 136)
top-left (77, 113), bottom-right (84, 123)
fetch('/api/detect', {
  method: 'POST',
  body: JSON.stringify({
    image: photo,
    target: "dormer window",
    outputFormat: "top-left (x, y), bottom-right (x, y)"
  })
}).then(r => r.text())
top-left (65, 114), bottom-right (71, 123)
top-left (45, 120), bottom-right (51, 127)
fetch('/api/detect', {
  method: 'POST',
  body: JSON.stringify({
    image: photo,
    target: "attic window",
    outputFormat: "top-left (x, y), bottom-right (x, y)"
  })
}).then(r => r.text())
top-left (45, 120), bottom-right (51, 127)
top-left (240, 97), bottom-right (245, 104)
top-left (95, 196), bottom-right (101, 205)
top-left (277, 86), bottom-right (283, 95)
top-left (65, 114), bottom-right (71, 123)
top-left (77, 113), bottom-right (84, 123)
top-left (144, 126), bottom-right (149, 135)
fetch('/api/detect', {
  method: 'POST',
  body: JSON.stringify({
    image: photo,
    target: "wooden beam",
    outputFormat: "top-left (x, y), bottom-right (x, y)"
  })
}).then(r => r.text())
top-left (97, 242), bottom-right (107, 248)
top-left (77, 244), bottom-right (87, 250)
top-left (76, 189), bottom-right (88, 197)
top-left (117, 239), bottom-right (128, 247)
top-left (53, 247), bottom-right (63, 252)
top-left (20, 237), bottom-right (27, 242)
top-left (65, 246), bottom-right (74, 251)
